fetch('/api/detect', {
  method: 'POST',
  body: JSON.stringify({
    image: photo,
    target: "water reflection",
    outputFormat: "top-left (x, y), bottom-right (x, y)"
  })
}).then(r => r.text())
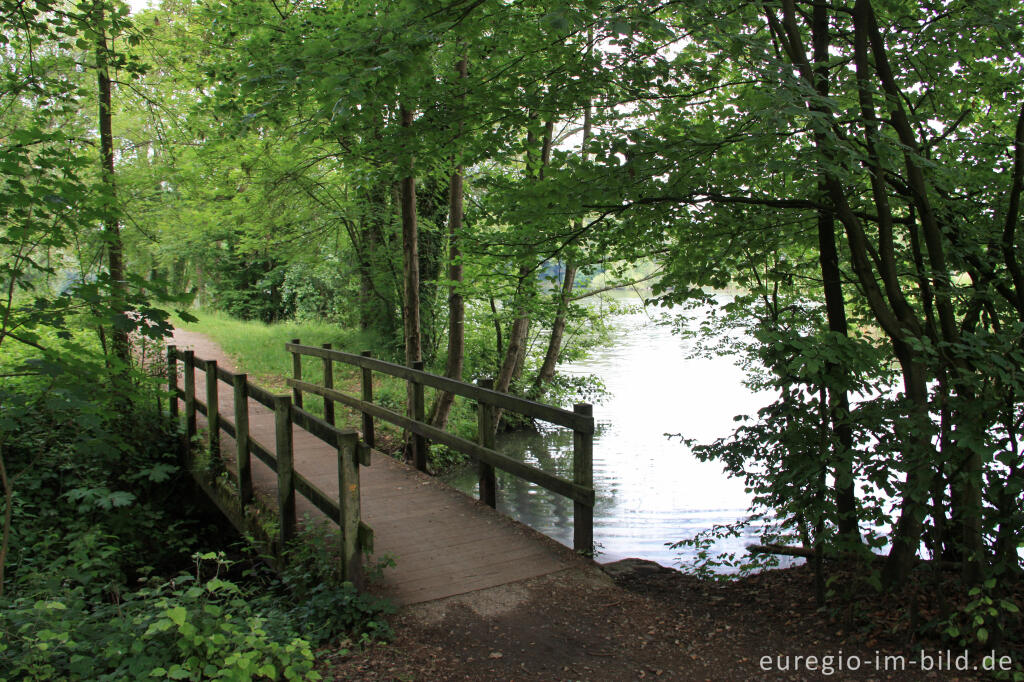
top-left (443, 294), bottom-right (774, 570)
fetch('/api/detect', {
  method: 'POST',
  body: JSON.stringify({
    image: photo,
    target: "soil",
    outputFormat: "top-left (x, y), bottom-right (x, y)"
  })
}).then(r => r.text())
top-left (322, 559), bottom-right (1020, 681)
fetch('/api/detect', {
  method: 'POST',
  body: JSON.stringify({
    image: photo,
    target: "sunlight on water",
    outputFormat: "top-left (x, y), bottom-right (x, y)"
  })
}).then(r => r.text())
top-left (444, 293), bottom-right (778, 571)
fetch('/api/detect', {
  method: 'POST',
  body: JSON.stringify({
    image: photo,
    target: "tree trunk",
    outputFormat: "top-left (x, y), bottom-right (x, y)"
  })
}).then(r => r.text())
top-left (94, 2), bottom-right (130, 366)
top-left (534, 93), bottom-right (592, 392)
top-left (400, 105), bottom-right (421, 367)
top-left (810, 1), bottom-right (858, 543)
top-left (428, 56), bottom-right (469, 431)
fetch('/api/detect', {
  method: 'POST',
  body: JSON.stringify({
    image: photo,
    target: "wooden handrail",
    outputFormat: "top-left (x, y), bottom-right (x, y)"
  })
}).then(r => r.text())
top-left (287, 378), bottom-right (596, 507)
top-left (166, 345), bottom-right (371, 582)
top-left (285, 339), bottom-right (597, 555)
top-left (285, 342), bottom-right (594, 434)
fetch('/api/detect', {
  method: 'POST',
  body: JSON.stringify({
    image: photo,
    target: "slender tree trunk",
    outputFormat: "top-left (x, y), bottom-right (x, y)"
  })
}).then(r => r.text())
top-left (495, 120), bottom-right (553, 397)
top-left (533, 263), bottom-right (576, 389)
top-left (809, 2), bottom-right (859, 543)
top-left (429, 57), bottom-right (468, 430)
top-left (400, 105), bottom-right (421, 368)
top-left (94, 3), bottom-right (130, 366)
top-left (534, 94), bottom-right (592, 392)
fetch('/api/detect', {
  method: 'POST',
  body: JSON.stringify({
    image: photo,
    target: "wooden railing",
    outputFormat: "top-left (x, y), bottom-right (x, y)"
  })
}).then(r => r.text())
top-left (167, 345), bottom-right (372, 584)
top-left (284, 340), bottom-right (597, 555)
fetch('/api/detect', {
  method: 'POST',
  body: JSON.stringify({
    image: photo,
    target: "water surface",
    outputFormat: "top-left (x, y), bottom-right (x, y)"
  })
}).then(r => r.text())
top-left (444, 294), bottom-right (773, 569)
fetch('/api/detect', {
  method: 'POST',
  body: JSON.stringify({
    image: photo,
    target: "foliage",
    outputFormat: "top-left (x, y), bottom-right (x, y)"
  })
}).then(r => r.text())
top-left (277, 521), bottom-right (394, 649)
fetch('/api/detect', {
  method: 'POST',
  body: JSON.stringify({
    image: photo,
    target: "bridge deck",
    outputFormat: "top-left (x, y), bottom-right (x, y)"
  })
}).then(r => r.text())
top-left (171, 330), bottom-right (577, 605)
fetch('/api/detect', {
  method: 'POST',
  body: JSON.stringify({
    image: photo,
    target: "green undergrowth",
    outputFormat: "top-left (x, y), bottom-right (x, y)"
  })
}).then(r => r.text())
top-left (0, 332), bottom-right (393, 681)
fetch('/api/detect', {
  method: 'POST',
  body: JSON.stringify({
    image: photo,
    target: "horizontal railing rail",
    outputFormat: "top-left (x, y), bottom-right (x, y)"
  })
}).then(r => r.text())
top-left (167, 345), bottom-right (371, 583)
top-left (284, 340), bottom-right (596, 555)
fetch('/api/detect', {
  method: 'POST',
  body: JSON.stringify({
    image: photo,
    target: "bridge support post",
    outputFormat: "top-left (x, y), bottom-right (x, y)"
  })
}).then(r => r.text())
top-left (274, 395), bottom-right (296, 548)
top-left (361, 351), bottom-right (375, 448)
top-left (183, 350), bottom-right (197, 457)
top-left (290, 338), bottom-right (303, 408)
top-left (167, 346), bottom-right (178, 421)
top-left (477, 378), bottom-right (497, 508)
top-left (573, 403), bottom-right (594, 556)
top-left (322, 343), bottom-right (335, 426)
top-left (337, 431), bottom-right (364, 588)
top-left (411, 360), bottom-right (427, 472)
top-left (206, 359), bottom-right (219, 456)
top-left (233, 372), bottom-right (253, 506)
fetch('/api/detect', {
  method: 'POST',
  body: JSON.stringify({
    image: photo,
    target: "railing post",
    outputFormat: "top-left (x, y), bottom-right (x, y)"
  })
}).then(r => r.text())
top-left (337, 431), bottom-right (363, 587)
top-left (183, 350), bottom-right (197, 455)
top-left (360, 351), bottom-right (375, 449)
top-left (573, 403), bottom-right (594, 556)
top-left (411, 360), bottom-right (427, 472)
top-left (274, 395), bottom-right (296, 547)
top-left (167, 346), bottom-right (178, 420)
top-left (290, 338), bottom-right (303, 409)
top-left (477, 378), bottom-right (497, 508)
top-left (322, 343), bottom-right (335, 426)
top-left (233, 373), bottom-right (253, 506)
top-left (206, 359), bottom-right (219, 455)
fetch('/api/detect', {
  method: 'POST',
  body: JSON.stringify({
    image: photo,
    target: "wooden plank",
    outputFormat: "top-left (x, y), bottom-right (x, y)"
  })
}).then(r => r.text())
top-left (322, 343), bottom-right (335, 426)
top-left (215, 364), bottom-right (234, 385)
top-left (183, 350), bottom-right (196, 450)
top-left (337, 432), bottom-right (363, 586)
top-left (206, 359), bottom-right (219, 455)
top-left (289, 404), bottom-right (357, 449)
top-left (234, 373), bottom-right (253, 506)
top-left (477, 378), bottom-right (497, 508)
top-left (288, 378), bottom-right (595, 506)
top-left (167, 346), bottom-right (178, 420)
top-left (294, 470), bottom-right (341, 523)
top-left (361, 351), bottom-right (375, 448)
top-left (285, 342), bottom-right (592, 433)
top-left (573, 403), bottom-right (594, 555)
top-left (411, 360), bottom-right (426, 472)
top-left (248, 437), bottom-right (277, 473)
top-left (247, 383), bottom-right (276, 409)
top-left (290, 338), bottom-right (303, 408)
top-left (274, 395), bottom-right (296, 546)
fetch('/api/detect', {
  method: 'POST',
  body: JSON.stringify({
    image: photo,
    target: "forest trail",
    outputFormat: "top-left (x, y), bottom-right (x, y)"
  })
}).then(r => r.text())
top-left (169, 328), bottom-right (587, 606)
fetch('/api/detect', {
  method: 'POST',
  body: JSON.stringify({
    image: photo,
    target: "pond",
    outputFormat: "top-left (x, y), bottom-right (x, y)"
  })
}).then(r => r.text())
top-left (443, 293), bottom-right (777, 571)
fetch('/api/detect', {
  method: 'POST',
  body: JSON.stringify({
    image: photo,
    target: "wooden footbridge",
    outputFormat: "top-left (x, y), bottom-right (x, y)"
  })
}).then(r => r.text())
top-left (167, 330), bottom-right (595, 606)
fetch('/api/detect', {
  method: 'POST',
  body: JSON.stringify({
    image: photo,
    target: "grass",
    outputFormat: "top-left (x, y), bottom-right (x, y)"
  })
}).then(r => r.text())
top-left (175, 310), bottom-right (410, 453)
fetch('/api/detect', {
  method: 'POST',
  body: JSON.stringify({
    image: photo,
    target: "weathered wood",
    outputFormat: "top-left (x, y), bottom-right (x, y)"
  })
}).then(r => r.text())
top-left (411, 360), bottom-right (427, 472)
top-left (233, 373), bottom-right (253, 506)
top-left (167, 346), bottom-right (178, 420)
top-left (361, 350), bottom-right (375, 448)
top-left (288, 378), bottom-right (595, 505)
top-left (573, 403), bottom-right (594, 555)
top-left (286, 342), bottom-right (592, 433)
top-left (183, 350), bottom-right (197, 452)
top-left (274, 395), bottom-right (296, 546)
top-left (322, 343), bottom-right (335, 426)
top-left (477, 378), bottom-right (497, 508)
top-left (294, 470), bottom-right (340, 522)
top-left (290, 403), bottom-right (357, 449)
top-left (338, 432), bottom-right (364, 586)
top-left (215, 364), bottom-right (234, 385)
top-left (205, 360), bottom-right (219, 455)
top-left (247, 383), bottom-right (275, 409)
top-left (249, 436), bottom-right (277, 473)
top-left (290, 338), bottom-right (303, 408)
